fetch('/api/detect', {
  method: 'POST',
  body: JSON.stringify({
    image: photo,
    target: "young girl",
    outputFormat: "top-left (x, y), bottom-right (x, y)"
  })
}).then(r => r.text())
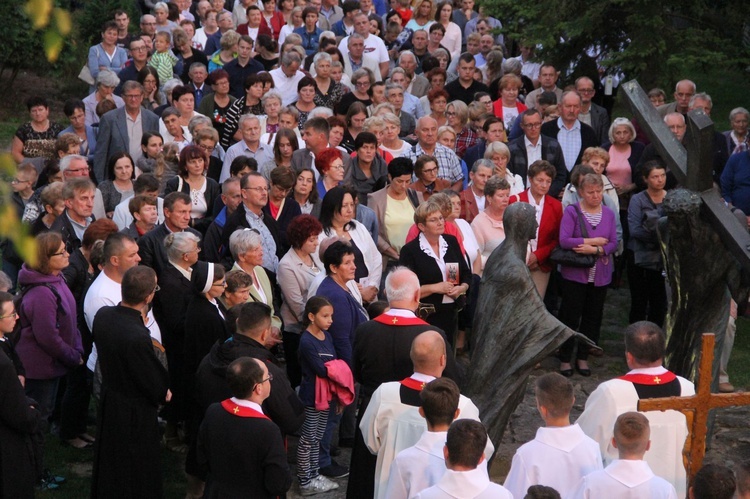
top-left (297, 296), bottom-right (340, 495)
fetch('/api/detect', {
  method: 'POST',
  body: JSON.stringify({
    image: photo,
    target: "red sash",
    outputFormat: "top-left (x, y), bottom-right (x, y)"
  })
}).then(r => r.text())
top-left (400, 377), bottom-right (427, 391)
top-left (221, 399), bottom-right (271, 419)
top-left (618, 371), bottom-right (677, 385)
top-left (374, 313), bottom-right (428, 327)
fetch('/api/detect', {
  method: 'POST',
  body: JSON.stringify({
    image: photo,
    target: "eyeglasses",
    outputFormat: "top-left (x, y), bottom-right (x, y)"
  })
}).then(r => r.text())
top-left (131, 46), bottom-right (148, 52)
top-left (523, 123), bottom-right (542, 129)
top-left (330, 164), bottom-right (345, 171)
top-left (198, 144), bottom-right (216, 152)
top-left (153, 284), bottom-right (161, 293)
top-left (258, 373), bottom-right (274, 384)
top-left (185, 247), bottom-right (202, 254)
top-left (355, 81), bottom-right (370, 87)
top-left (11, 178), bottom-right (30, 184)
top-left (422, 166), bottom-right (438, 174)
top-left (51, 249), bottom-right (69, 256)
top-left (243, 186), bottom-right (269, 193)
top-left (0, 311), bottom-right (18, 320)
top-left (445, 111), bottom-right (456, 117)
top-left (66, 167), bottom-right (90, 174)
top-left (577, 88), bottom-right (595, 94)
top-left (213, 281), bottom-right (228, 287)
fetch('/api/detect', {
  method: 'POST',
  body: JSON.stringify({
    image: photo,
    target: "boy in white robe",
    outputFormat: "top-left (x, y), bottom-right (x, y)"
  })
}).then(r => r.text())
top-left (504, 373), bottom-right (602, 498)
top-left (570, 412), bottom-right (677, 499)
top-left (415, 420), bottom-right (512, 499)
top-left (384, 378), bottom-right (461, 499)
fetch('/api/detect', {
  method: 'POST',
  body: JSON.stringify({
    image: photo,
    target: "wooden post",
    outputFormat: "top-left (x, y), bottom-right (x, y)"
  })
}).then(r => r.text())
top-left (638, 334), bottom-right (750, 490)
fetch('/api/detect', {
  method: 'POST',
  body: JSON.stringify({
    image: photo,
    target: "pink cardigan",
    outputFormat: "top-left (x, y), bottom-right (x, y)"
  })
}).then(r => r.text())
top-left (315, 359), bottom-right (355, 410)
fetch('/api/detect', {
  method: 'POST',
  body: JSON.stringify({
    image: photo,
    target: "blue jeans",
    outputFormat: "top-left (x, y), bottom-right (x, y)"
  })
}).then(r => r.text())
top-left (318, 401), bottom-right (340, 468)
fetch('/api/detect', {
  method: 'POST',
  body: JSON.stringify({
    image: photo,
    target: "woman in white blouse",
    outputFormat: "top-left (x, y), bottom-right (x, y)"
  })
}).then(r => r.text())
top-left (471, 174), bottom-right (511, 276)
top-left (485, 141), bottom-right (524, 196)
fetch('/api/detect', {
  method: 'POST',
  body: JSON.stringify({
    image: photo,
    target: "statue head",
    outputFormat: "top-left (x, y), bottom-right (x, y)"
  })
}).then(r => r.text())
top-left (662, 188), bottom-right (700, 217)
top-left (504, 202), bottom-right (538, 242)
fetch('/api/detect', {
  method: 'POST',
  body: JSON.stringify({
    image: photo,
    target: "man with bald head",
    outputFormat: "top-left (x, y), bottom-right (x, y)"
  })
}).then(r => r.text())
top-left (347, 267), bottom-right (460, 498)
top-left (358, 330), bottom-right (489, 499)
top-left (658, 79), bottom-right (696, 117)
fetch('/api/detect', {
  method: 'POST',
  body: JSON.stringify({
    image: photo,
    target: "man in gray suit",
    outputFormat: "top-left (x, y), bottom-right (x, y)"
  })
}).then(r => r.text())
top-left (575, 76), bottom-right (610, 145)
top-left (94, 80), bottom-right (160, 183)
top-left (399, 51), bottom-right (430, 99)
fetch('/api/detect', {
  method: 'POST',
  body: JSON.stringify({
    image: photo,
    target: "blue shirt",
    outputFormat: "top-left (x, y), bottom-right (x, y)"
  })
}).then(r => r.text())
top-left (298, 330), bottom-right (337, 407)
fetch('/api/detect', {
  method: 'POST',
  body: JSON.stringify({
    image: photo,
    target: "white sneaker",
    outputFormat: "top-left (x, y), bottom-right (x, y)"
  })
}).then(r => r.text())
top-left (300, 475), bottom-right (339, 496)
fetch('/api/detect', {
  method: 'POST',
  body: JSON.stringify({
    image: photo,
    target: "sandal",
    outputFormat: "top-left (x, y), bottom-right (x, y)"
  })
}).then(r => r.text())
top-left (79, 433), bottom-right (96, 443)
top-left (64, 437), bottom-right (92, 449)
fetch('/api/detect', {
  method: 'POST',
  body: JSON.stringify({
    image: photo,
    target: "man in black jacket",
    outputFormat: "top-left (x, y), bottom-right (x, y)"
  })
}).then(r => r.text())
top-left (50, 176), bottom-right (96, 254)
top-left (508, 109), bottom-right (569, 198)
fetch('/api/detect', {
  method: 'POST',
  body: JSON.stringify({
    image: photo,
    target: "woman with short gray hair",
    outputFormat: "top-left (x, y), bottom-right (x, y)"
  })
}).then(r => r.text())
top-left (83, 69), bottom-right (125, 126)
top-left (726, 107), bottom-right (749, 152)
top-left (313, 52), bottom-right (345, 110)
top-left (485, 141), bottom-right (524, 195)
top-left (447, 100), bottom-right (479, 157)
top-left (229, 229), bottom-right (283, 331)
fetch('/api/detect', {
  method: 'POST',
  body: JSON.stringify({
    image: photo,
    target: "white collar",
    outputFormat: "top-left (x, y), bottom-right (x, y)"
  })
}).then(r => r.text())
top-left (415, 430), bottom-right (448, 458)
top-left (230, 397), bottom-right (264, 414)
top-left (436, 467), bottom-right (491, 497)
top-left (534, 424), bottom-right (587, 452)
top-left (557, 116), bottom-right (581, 131)
top-left (418, 232), bottom-right (448, 260)
top-left (411, 372), bottom-right (436, 383)
top-left (604, 459), bottom-right (655, 488)
top-left (524, 135), bottom-right (541, 148)
top-left (627, 366), bottom-right (668, 375)
top-left (387, 308), bottom-right (417, 318)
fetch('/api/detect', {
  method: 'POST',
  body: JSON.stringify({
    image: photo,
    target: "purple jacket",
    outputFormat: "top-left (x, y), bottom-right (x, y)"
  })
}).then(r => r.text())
top-left (16, 265), bottom-right (82, 380)
top-left (559, 203), bottom-right (618, 287)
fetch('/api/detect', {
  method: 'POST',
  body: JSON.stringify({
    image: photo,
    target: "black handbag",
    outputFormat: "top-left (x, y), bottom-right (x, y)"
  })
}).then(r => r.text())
top-left (549, 205), bottom-right (597, 268)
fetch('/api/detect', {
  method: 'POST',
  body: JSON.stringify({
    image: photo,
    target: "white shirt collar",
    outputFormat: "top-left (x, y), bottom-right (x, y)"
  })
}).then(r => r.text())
top-left (524, 135), bottom-right (541, 148)
top-left (388, 308), bottom-right (417, 318)
top-left (230, 397), bottom-right (264, 414)
top-left (627, 366), bottom-right (668, 375)
top-left (411, 372), bottom-right (436, 383)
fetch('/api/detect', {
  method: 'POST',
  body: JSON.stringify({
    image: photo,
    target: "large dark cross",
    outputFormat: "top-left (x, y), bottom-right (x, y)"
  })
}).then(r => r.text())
top-left (638, 334), bottom-right (750, 489)
top-left (621, 80), bottom-right (750, 273)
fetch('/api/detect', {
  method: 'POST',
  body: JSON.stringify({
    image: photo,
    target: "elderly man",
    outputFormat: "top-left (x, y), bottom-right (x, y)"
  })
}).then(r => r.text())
top-left (525, 63), bottom-right (563, 110)
top-left (405, 116), bottom-right (463, 190)
top-left (540, 91), bottom-right (599, 176)
top-left (444, 53), bottom-right (489, 105)
top-left (386, 83), bottom-right (417, 138)
top-left (94, 81), bottom-right (160, 183)
top-left (221, 171), bottom-right (283, 272)
top-left (399, 51), bottom-right (430, 98)
top-left (204, 11), bottom-right (235, 54)
top-left (687, 93), bottom-right (730, 183)
top-left (186, 63), bottom-right (209, 106)
top-left (139, 14), bottom-right (157, 39)
top-left (338, 12), bottom-right (389, 80)
top-left (576, 76), bottom-right (610, 144)
top-left (50, 177), bottom-right (96, 253)
top-left (220, 114), bottom-right (274, 181)
top-left (657, 79), bottom-right (696, 117)
top-left (509, 109), bottom-right (568, 196)
top-left (342, 33), bottom-right (382, 81)
top-left (389, 68), bottom-right (425, 119)
top-left (577, 321), bottom-right (694, 497)
top-left (269, 52), bottom-right (306, 106)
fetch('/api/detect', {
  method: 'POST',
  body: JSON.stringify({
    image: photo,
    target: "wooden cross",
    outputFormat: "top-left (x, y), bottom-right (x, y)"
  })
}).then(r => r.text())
top-left (638, 333), bottom-right (750, 488)
top-left (621, 80), bottom-right (750, 274)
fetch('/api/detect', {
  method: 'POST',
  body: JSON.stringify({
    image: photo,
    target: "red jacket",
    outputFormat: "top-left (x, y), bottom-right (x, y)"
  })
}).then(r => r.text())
top-left (492, 100), bottom-right (527, 126)
top-left (509, 190), bottom-right (562, 272)
top-left (315, 359), bottom-right (355, 410)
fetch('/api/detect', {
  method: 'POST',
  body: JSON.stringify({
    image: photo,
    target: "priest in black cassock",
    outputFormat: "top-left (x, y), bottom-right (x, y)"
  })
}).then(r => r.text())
top-left (347, 267), bottom-right (462, 499)
top-left (91, 266), bottom-right (170, 499)
top-left (197, 356), bottom-right (292, 498)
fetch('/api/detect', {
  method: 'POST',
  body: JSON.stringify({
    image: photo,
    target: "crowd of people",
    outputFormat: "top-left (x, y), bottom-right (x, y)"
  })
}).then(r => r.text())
top-left (2, 0), bottom-right (750, 496)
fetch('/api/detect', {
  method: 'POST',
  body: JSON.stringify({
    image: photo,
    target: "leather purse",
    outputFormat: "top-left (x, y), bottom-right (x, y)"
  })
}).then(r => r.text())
top-left (549, 205), bottom-right (597, 268)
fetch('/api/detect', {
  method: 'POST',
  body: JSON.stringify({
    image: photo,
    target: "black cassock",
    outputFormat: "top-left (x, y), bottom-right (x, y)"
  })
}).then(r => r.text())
top-left (0, 342), bottom-right (40, 499)
top-left (91, 305), bottom-right (169, 499)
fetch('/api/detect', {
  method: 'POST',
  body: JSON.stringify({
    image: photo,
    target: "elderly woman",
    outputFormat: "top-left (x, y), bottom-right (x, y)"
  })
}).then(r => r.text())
top-left (564, 148), bottom-right (620, 210)
top-left (345, 132), bottom-right (388, 205)
top-left (293, 76), bottom-right (318, 129)
top-left (12, 97), bottom-right (65, 165)
top-left (627, 161), bottom-right (668, 327)
top-left (420, 68), bottom-right (448, 116)
top-left (447, 100), bottom-right (478, 158)
top-left (278, 214), bottom-right (324, 387)
top-left (164, 145), bottom-right (221, 234)
top-left (261, 90), bottom-right (284, 134)
top-left (314, 147), bottom-right (345, 197)
top-left (492, 74), bottom-right (527, 131)
top-left (411, 154), bottom-right (451, 199)
top-left (485, 141), bottom-right (524, 195)
top-left (428, 88), bottom-right (450, 127)
top-left (380, 112), bottom-right (412, 158)
top-left (367, 157), bottom-right (425, 273)
top-left (508, 160), bottom-right (563, 298)
top-left (87, 21), bottom-right (128, 83)
top-left (229, 229), bottom-right (283, 332)
top-left (60, 99), bottom-right (97, 163)
top-left (725, 107), bottom-right (750, 153)
top-left (193, 127), bottom-right (223, 182)
top-left (208, 29), bottom-right (240, 72)
top-left (313, 187), bottom-right (382, 304)
top-left (17, 232), bottom-right (83, 428)
top-left (292, 168), bottom-right (321, 216)
top-left (470, 172), bottom-right (510, 275)
top-left (399, 197), bottom-right (470, 344)
top-left (196, 69), bottom-right (236, 141)
top-left (311, 53), bottom-right (344, 110)
top-left (173, 28), bottom-right (208, 84)
top-left (98, 152), bottom-right (135, 216)
top-left (83, 70), bottom-right (125, 126)
top-left (557, 173), bottom-right (618, 377)
top-left (335, 69), bottom-right (373, 117)
top-left (604, 117), bottom-right (645, 207)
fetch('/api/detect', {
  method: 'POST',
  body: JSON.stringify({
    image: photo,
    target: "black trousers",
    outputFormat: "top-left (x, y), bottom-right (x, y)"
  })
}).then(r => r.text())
top-left (628, 261), bottom-right (667, 327)
top-left (558, 279), bottom-right (608, 362)
top-left (282, 330), bottom-right (301, 388)
top-left (59, 364), bottom-right (92, 439)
